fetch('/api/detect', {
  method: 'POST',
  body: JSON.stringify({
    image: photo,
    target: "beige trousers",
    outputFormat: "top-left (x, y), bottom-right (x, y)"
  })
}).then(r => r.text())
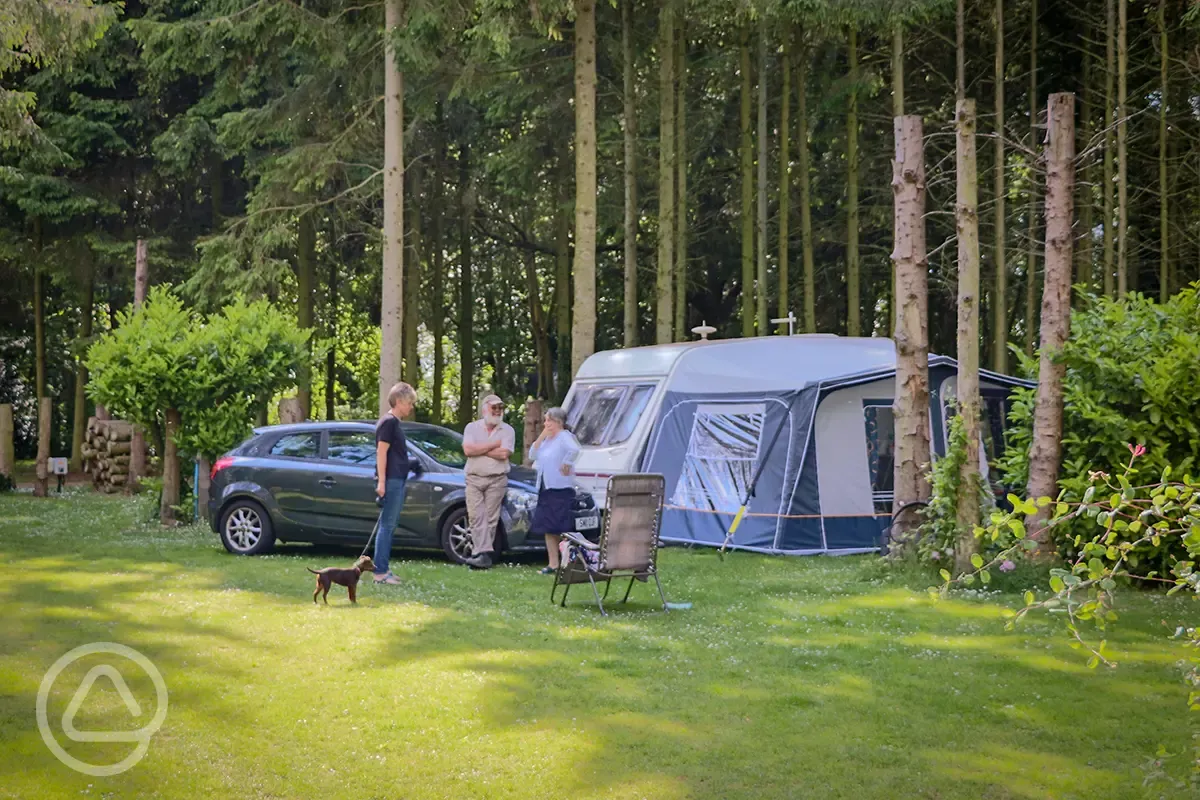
top-left (466, 473), bottom-right (507, 555)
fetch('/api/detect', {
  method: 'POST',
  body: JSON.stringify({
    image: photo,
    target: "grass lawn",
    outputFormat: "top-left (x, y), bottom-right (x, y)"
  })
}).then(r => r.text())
top-left (0, 491), bottom-right (1194, 799)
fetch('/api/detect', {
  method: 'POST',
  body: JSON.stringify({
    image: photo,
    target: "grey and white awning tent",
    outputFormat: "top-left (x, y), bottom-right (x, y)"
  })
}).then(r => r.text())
top-left (634, 336), bottom-right (1032, 555)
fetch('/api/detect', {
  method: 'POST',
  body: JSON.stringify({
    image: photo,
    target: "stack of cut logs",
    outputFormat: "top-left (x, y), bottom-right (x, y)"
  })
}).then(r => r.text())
top-left (82, 418), bottom-right (141, 492)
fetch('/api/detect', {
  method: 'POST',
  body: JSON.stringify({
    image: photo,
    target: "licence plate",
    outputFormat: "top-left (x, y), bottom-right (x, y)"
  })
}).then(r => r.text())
top-left (576, 515), bottom-right (600, 530)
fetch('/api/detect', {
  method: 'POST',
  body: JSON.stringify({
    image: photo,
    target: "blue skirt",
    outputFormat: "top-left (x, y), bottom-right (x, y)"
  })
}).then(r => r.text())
top-left (530, 487), bottom-right (576, 535)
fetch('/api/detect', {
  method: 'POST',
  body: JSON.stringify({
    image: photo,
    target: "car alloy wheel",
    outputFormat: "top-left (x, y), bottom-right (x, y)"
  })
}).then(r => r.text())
top-left (219, 500), bottom-right (275, 555)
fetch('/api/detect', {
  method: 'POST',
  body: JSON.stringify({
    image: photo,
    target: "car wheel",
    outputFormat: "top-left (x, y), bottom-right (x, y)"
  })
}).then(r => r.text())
top-left (439, 506), bottom-right (473, 564)
top-left (219, 499), bottom-right (276, 555)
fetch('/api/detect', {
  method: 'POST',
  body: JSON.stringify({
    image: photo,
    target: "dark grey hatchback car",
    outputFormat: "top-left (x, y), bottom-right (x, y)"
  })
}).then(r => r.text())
top-left (207, 421), bottom-right (600, 563)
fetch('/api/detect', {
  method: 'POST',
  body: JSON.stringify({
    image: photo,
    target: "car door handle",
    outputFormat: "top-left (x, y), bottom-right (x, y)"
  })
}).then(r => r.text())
top-left (318, 477), bottom-right (337, 488)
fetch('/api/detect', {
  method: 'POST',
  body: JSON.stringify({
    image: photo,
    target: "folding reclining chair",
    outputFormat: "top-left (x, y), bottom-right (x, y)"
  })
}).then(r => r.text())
top-left (550, 474), bottom-right (668, 616)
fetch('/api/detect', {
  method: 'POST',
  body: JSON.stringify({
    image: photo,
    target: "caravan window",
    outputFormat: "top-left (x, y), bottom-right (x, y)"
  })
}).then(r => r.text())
top-left (670, 404), bottom-right (766, 513)
top-left (567, 383), bottom-right (657, 446)
top-left (863, 403), bottom-right (895, 514)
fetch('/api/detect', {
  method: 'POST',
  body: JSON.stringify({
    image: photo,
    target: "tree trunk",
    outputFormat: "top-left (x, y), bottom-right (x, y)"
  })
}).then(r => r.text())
top-left (891, 23), bottom-right (904, 334)
top-left (740, 27), bottom-right (754, 338)
top-left (326, 257), bottom-right (337, 420)
top-left (993, 0), bottom-right (1008, 372)
top-left (756, 18), bottom-right (769, 335)
top-left (778, 33), bottom-right (790, 329)
top-left (846, 26), bottom-right (860, 337)
top-left (458, 143), bottom-right (474, 427)
top-left (523, 399), bottom-right (544, 466)
top-left (129, 238), bottom-right (149, 489)
top-left (891, 115), bottom-right (932, 544)
top-left (1116, 0), bottom-right (1128, 295)
top-left (71, 244), bottom-right (94, 473)
top-left (656, 0), bottom-right (676, 345)
top-left (1077, 48), bottom-right (1094, 293)
top-left (1103, 0), bottom-right (1115, 297)
top-left (955, 99), bottom-right (982, 574)
top-left (297, 213), bottom-right (315, 418)
top-left (197, 455), bottom-right (211, 524)
top-left (555, 177), bottom-right (571, 398)
top-left (0, 404), bottom-right (13, 479)
top-left (526, 247), bottom-right (553, 399)
top-left (622, 0), bottom-right (638, 348)
top-left (431, 108), bottom-right (446, 423)
top-left (797, 43), bottom-right (815, 333)
top-left (279, 397), bottom-right (304, 424)
top-left (404, 156), bottom-right (422, 386)
top-left (1025, 0), bottom-right (1038, 356)
top-left (675, 16), bottom-right (688, 341)
top-left (1026, 93), bottom-right (1075, 539)
top-left (1158, 0), bottom-right (1169, 301)
top-left (956, 0), bottom-right (966, 102)
top-left (34, 397), bottom-right (50, 497)
top-left (379, 0), bottom-right (405, 416)
top-left (34, 219), bottom-right (45, 401)
top-left (572, 0), bottom-right (597, 375)
top-left (160, 407), bottom-right (181, 526)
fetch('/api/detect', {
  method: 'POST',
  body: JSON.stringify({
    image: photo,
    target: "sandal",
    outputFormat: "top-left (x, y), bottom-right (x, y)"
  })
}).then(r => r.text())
top-left (373, 572), bottom-right (402, 585)
top-left (538, 566), bottom-right (556, 575)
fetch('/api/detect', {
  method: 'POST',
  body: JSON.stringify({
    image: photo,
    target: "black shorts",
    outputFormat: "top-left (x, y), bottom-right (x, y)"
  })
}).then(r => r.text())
top-left (530, 487), bottom-right (576, 535)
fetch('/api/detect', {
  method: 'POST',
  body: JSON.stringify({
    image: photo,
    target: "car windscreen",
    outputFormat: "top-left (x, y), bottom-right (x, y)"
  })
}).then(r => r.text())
top-left (566, 383), bottom-right (658, 446)
top-left (407, 427), bottom-right (468, 469)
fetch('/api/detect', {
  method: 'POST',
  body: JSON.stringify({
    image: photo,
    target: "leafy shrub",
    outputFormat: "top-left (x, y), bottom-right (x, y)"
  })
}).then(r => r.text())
top-left (999, 286), bottom-right (1200, 573)
top-left (916, 413), bottom-right (1000, 566)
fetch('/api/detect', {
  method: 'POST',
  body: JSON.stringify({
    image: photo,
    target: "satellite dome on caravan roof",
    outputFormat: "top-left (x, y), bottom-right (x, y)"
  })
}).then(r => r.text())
top-left (560, 335), bottom-right (1032, 555)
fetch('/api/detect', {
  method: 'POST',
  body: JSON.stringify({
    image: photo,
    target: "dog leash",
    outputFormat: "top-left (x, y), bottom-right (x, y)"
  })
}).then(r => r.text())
top-left (360, 496), bottom-right (384, 560)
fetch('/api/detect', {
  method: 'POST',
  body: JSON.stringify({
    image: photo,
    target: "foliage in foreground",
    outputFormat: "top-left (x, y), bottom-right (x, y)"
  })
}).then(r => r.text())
top-left (934, 447), bottom-right (1200, 793)
top-left (999, 287), bottom-right (1200, 573)
top-left (86, 286), bottom-right (311, 460)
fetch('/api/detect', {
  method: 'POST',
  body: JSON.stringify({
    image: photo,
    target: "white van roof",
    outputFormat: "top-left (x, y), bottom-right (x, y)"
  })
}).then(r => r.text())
top-left (574, 335), bottom-right (899, 393)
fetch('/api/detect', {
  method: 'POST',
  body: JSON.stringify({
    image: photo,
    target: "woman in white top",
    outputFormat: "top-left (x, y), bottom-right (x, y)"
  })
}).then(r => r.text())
top-left (527, 406), bottom-right (581, 574)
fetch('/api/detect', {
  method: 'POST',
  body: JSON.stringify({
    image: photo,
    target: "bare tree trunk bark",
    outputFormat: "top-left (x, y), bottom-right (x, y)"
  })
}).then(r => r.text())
top-left (1158, 0), bottom-right (1169, 301)
top-left (675, 17), bottom-right (688, 341)
top-left (778, 33), bottom-right (790, 328)
top-left (891, 115), bottom-right (932, 544)
top-left (993, 0), bottom-right (1008, 372)
top-left (956, 0), bottom-right (966, 102)
top-left (891, 23), bottom-right (903, 334)
top-left (846, 26), bottom-right (860, 337)
top-left (297, 213), bottom-right (315, 418)
top-left (0, 405), bottom-right (13, 480)
top-left (1025, 0), bottom-right (1038, 356)
top-left (756, 18), bottom-right (769, 335)
top-left (572, 0), bottom-right (597, 374)
top-left (1026, 93), bottom-right (1075, 539)
top-left (129, 239), bottom-right (149, 489)
top-left (955, 99), bottom-right (982, 574)
top-left (622, 0), bottom-right (638, 348)
top-left (458, 144), bottom-right (475, 427)
top-left (523, 399), bottom-right (544, 466)
top-left (525, 247), bottom-right (552, 399)
top-left (34, 218), bottom-right (45, 401)
top-left (160, 407), bottom-right (181, 526)
top-left (71, 243), bottom-right (94, 472)
top-left (1116, 0), bottom-right (1128, 295)
top-left (656, 0), bottom-right (675, 345)
top-left (379, 0), bottom-right (405, 416)
top-left (326, 257), bottom-right (337, 420)
top-left (740, 27), bottom-right (754, 338)
top-left (431, 108), bottom-right (446, 423)
top-left (404, 158), bottom-right (422, 387)
top-left (1077, 48), bottom-right (1094, 293)
top-left (34, 397), bottom-right (50, 497)
top-left (1103, 0), bottom-right (1115, 297)
top-left (797, 42), bottom-right (815, 333)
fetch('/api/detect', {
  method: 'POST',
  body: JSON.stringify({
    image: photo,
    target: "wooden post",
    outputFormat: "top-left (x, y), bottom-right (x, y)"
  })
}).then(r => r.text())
top-left (34, 397), bottom-right (51, 497)
top-left (954, 98), bottom-right (982, 574)
top-left (160, 407), bottom-right (181, 526)
top-left (890, 115), bottom-right (932, 547)
top-left (1026, 93), bottom-right (1076, 540)
top-left (0, 404), bottom-right (14, 479)
top-left (279, 397), bottom-right (305, 424)
top-left (523, 399), bottom-right (544, 467)
top-left (196, 456), bottom-right (211, 523)
top-left (129, 239), bottom-right (149, 490)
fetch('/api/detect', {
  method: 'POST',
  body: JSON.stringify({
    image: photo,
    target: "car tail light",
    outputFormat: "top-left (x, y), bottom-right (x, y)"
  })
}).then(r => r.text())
top-left (211, 456), bottom-right (237, 480)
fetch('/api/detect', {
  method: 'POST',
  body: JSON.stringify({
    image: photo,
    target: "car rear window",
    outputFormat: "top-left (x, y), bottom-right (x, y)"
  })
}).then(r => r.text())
top-left (269, 433), bottom-right (319, 459)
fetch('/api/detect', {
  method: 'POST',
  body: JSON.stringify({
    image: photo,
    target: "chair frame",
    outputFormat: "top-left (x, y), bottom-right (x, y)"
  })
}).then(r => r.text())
top-left (550, 474), bottom-right (668, 616)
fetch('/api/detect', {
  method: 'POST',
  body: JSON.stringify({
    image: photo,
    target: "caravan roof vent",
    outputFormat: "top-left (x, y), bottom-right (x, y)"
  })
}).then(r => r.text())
top-left (691, 321), bottom-right (717, 341)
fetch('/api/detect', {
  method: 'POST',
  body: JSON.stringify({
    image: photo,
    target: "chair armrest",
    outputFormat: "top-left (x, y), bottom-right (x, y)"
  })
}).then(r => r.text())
top-left (563, 531), bottom-right (599, 551)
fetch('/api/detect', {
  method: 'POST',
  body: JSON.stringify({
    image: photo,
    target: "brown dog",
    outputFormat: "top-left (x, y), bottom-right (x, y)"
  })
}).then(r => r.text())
top-left (308, 555), bottom-right (376, 604)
